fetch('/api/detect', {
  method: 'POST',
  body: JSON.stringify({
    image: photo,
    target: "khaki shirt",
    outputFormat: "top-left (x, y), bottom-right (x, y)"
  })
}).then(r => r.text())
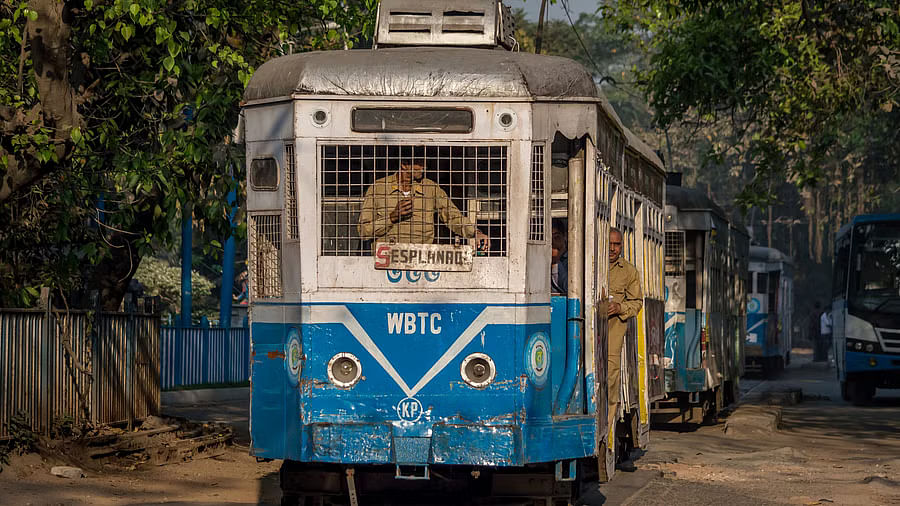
top-left (609, 256), bottom-right (643, 323)
top-left (357, 173), bottom-right (476, 244)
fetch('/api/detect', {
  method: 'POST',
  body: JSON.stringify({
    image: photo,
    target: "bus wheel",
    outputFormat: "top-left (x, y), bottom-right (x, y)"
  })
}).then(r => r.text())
top-left (848, 378), bottom-right (875, 406)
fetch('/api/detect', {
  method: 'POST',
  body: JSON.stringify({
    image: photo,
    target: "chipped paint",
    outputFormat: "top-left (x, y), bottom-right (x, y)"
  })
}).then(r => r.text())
top-left (267, 350), bottom-right (286, 359)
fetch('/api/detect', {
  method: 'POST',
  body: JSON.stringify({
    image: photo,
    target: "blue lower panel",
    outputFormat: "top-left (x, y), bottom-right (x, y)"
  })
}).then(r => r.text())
top-left (845, 351), bottom-right (900, 374)
top-left (308, 423), bottom-right (393, 463)
top-left (523, 417), bottom-right (595, 463)
top-left (432, 424), bottom-right (521, 466)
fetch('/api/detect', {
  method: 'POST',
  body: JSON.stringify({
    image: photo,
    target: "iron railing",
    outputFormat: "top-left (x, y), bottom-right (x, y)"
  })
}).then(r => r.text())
top-left (160, 326), bottom-right (250, 390)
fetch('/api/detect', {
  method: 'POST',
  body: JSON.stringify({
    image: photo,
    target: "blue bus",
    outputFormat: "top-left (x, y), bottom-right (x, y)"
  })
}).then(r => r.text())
top-left (833, 214), bottom-right (900, 405)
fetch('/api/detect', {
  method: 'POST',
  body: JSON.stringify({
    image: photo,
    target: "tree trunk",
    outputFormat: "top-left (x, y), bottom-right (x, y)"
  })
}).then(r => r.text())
top-left (0, 0), bottom-right (80, 203)
top-left (92, 239), bottom-right (143, 311)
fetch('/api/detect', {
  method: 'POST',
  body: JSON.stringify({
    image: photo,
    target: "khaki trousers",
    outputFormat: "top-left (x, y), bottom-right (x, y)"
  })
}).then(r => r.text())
top-left (607, 316), bottom-right (628, 433)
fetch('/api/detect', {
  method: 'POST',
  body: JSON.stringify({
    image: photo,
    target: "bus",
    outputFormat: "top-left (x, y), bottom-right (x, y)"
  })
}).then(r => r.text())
top-left (833, 214), bottom-right (900, 405)
top-left (239, 1), bottom-right (665, 503)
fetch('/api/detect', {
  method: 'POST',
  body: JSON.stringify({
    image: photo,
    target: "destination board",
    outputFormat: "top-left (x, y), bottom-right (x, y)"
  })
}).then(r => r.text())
top-left (374, 242), bottom-right (474, 272)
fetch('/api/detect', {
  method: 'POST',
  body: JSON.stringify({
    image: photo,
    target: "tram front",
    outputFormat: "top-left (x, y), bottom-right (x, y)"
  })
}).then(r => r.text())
top-left (241, 1), bottom-right (617, 503)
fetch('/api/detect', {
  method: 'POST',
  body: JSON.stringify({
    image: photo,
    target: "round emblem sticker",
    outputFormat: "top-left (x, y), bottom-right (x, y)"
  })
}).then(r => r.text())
top-left (748, 297), bottom-right (761, 314)
top-left (525, 333), bottom-right (550, 388)
top-left (285, 329), bottom-right (302, 385)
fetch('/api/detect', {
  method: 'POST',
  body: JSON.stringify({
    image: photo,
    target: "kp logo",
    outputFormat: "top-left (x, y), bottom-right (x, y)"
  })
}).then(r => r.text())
top-left (396, 397), bottom-right (424, 422)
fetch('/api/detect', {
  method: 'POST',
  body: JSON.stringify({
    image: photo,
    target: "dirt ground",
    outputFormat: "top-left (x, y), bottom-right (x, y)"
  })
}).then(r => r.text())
top-left (2, 349), bottom-right (899, 505)
top-left (616, 350), bottom-right (900, 506)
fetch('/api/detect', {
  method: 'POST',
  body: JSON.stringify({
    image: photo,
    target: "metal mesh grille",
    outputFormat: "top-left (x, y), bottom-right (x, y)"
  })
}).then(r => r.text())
top-left (320, 144), bottom-right (508, 257)
top-left (530, 144), bottom-right (545, 242)
top-left (285, 143), bottom-right (299, 240)
top-left (665, 231), bottom-right (685, 275)
top-left (249, 214), bottom-right (282, 298)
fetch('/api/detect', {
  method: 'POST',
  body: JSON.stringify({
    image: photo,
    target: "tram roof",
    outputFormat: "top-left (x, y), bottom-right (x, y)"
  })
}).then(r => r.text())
top-left (750, 245), bottom-right (792, 265)
top-left (623, 127), bottom-right (665, 174)
top-left (665, 185), bottom-right (727, 219)
top-left (243, 47), bottom-right (600, 102)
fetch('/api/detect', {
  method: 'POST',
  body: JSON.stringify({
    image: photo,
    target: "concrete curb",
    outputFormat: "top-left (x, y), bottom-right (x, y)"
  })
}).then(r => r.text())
top-left (162, 387), bottom-right (249, 407)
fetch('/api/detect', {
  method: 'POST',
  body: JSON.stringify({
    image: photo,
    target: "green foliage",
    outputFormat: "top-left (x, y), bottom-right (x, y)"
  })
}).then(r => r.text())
top-left (0, 0), bottom-right (377, 307)
top-left (134, 255), bottom-right (218, 321)
top-left (597, 0), bottom-right (900, 206)
top-left (2, 412), bottom-right (39, 458)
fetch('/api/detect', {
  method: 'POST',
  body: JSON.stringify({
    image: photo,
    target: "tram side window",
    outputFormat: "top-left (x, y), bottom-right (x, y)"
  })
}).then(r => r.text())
top-left (756, 272), bottom-right (768, 295)
top-left (767, 271), bottom-right (780, 313)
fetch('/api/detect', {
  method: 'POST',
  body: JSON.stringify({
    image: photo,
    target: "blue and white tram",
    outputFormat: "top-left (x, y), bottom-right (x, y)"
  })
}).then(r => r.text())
top-left (240, 1), bottom-right (665, 503)
top-left (833, 214), bottom-right (900, 405)
top-left (745, 246), bottom-right (794, 374)
top-left (659, 182), bottom-right (749, 421)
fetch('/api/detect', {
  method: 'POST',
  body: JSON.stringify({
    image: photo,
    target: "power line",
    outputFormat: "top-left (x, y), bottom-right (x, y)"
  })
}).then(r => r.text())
top-left (558, 0), bottom-right (611, 85)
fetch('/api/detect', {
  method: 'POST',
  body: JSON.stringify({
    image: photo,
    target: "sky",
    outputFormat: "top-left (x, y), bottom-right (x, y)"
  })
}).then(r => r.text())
top-left (510, 0), bottom-right (598, 22)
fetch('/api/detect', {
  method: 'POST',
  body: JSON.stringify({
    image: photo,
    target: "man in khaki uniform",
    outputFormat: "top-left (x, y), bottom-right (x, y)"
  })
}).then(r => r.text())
top-left (357, 156), bottom-right (490, 250)
top-left (607, 227), bottom-right (643, 470)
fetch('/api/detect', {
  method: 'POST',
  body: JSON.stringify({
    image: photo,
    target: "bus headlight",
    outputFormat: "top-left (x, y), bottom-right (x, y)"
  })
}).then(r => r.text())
top-left (328, 353), bottom-right (362, 388)
top-left (855, 342), bottom-right (863, 351)
top-left (865, 343), bottom-right (874, 353)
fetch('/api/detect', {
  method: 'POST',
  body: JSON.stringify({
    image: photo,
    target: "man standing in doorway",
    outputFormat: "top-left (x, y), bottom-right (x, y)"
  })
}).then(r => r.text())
top-left (607, 227), bottom-right (643, 471)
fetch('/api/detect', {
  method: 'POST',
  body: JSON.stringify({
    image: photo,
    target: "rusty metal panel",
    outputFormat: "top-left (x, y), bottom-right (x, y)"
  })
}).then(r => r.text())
top-left (0, 307), bottom-right (160, 439)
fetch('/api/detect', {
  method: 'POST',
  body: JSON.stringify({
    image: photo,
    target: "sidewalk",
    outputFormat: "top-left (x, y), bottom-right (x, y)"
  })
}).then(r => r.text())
top-left (161, 387), bottom-right (250, 445)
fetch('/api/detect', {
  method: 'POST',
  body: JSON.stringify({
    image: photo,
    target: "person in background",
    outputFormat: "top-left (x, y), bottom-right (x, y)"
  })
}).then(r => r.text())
top-left (820, 304), bottom-right (833, 365)
top-left (811, 301), bottom-right (824, 361)
top-left (551, 220), bottom-right (568, 294)
top-left (234, 271), bottom-right (249, 305)
top-left (607, 227), bottom-right (643, 472)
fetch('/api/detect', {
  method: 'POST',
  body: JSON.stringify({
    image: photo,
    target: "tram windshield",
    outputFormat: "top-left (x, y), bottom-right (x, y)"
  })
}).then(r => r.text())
top-left (851, 222), bottom-right (900, 313)
top-left (320, 144), bottom-right (508, 262)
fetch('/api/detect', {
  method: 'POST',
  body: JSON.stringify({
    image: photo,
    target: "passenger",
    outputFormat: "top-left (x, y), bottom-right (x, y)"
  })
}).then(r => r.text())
top-left (357, 147), bottom-right (490, 251)
top-left (607, 226), bottom-right (643, 472)
top-left (551, 220), bottom-right (568, 294)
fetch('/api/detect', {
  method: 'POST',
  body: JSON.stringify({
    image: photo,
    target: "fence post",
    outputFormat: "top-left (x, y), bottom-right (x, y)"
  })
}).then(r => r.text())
top-left (91, 291), bottom-right (101, 424)
top-left (201, 316), bottom-right (210, 385)
top-left (126, 297), bottom-right (135, 431)
top-left (39, 288), bottom-right (51, 435)
top-left (174, 316), bottom-right (183, 389)
top-left (224, 326), bottom-right (232, 384)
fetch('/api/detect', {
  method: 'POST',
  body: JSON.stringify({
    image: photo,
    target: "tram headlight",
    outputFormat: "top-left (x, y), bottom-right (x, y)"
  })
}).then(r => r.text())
top-left (460, 353), bottom-right (496, 389)
top-left (328, 353), bottom-right (362, 388)
top-left (311, 108), bottom-right (330, 127)
top-left (495, 109), bottom-right (517, 131)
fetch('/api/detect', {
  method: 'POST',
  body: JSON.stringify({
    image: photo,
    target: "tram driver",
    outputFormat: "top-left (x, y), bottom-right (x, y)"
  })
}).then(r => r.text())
top-left (357, 147), bottom-right (491, 251)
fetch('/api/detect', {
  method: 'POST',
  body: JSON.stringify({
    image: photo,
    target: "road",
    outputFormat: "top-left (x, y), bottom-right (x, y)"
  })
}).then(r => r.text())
top-left (2, 349), bottom-right (898, 505)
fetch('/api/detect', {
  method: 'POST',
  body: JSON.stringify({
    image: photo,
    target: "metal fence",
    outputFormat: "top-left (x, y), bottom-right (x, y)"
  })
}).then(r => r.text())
top-left (0, 307), bottom-right (160, 439)
top-left (160, 326), bottom-right (250, 390)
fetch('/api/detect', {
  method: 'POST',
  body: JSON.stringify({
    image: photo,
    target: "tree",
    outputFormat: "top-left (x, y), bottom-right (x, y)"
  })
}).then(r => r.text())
top-left (597, 0), bottom-right (900, 206)
top-left (0, 0), bottom-right (377, 308)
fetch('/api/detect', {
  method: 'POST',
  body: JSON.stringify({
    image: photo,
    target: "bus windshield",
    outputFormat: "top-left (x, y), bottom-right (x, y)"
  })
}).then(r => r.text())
top-left (850, 222), bottom-right (900, 314)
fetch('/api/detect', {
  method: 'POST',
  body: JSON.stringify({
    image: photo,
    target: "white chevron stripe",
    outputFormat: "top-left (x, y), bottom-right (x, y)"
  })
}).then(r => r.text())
top-left (747, 318), bottom-right (766, 334)
top-left (304, 305), bottom-right (548, 397)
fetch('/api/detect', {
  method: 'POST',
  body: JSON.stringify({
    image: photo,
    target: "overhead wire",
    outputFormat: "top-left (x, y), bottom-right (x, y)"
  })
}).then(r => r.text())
top-left (558, 0), bottom-right (611, 85)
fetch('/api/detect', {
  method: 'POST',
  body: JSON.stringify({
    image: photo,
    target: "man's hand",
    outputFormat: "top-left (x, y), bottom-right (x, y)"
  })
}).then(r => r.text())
top-left (390, 198), bottom-right (414, 224)
top-left (475, 229), bottom-right (491, 251)
top-left (608, 301), bottom-right (621, 317)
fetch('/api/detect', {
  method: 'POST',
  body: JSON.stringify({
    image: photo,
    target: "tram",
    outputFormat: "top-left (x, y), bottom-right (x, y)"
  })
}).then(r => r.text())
top-left (832, 214), bottom-right (900, 405)
top-left (657, 180), bottom-right (749, 421)
top-left (745, 246), bottom-right (794, 374)
top-left (239, 1), bottom-right (665, 503)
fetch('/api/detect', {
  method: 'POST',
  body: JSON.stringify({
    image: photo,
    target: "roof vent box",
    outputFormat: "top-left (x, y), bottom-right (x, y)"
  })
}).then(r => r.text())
top-left (375, 0), bottom-right (516, 49)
